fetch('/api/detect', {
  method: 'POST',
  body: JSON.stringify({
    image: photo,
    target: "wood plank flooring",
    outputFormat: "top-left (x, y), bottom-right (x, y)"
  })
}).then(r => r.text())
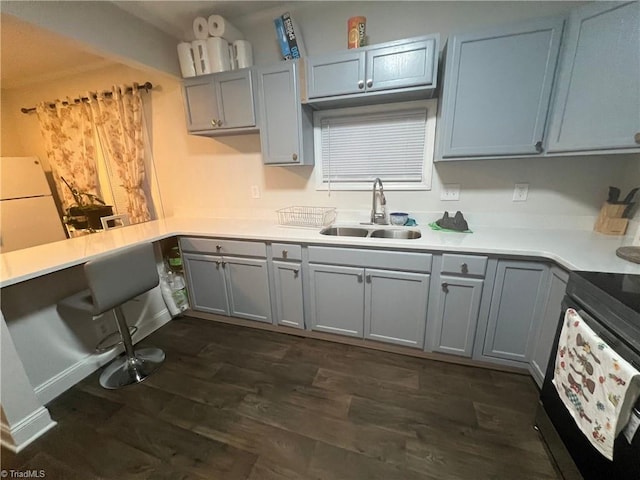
top-left (1, 316), bottom-right (559, 479)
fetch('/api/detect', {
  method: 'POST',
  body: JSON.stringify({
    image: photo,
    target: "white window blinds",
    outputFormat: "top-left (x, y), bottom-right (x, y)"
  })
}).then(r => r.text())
top-left (320, 109), bottom-right (427, 183)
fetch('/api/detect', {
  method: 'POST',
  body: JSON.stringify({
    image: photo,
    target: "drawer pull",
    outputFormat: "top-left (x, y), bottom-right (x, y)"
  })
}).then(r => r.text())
top-left (357, 273), bottom-right (363, 283)
top-left (358, 80), bottom-right (365, 89)
top-left (282, 249), bottom-right (288, 259)
top-left (293, 269), bottom-right (299, 277)
top-left (366, 274), bottom-right (371, 283)
top-left (366, 79), bottom-right (373, 88)
top-left (442, 282), bottom-right (449, 293)
top-left (216, 244), bottom-right (222, 251)
top-left (215, 260), bottom-right (221, 268)
top-left (221, 261), bottom-right (226, 268)
top-left (461, 263), bottom-right (469, 274)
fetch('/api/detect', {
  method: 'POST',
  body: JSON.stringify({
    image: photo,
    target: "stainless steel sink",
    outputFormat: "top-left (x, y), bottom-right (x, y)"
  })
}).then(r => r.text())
top-left (320, 227), bottom-right (369, 237)
top-left (319, 226), bottom-right (421, 239)
top-left (370, 229), bottom-right (422, 239)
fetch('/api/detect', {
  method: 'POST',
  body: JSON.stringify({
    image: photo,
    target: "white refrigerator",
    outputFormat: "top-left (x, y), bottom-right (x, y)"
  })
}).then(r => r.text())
top-left (0, 156), bottom-right (67, 252)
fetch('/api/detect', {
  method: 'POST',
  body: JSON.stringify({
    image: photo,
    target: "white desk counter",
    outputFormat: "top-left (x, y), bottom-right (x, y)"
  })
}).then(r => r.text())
top-left (2, 216), bottom-right (639, 288)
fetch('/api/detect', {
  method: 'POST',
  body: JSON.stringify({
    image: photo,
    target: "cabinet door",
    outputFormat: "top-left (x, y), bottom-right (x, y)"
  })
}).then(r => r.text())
top-left (432, 276), bottom-right (484, 357)
top-left (224, 256), bottom-right (271, 323)
top-left (483, 261), bottom-right (548, 363)
top-left (308, 264), bottom-right (364, 337)
top-left (216, 69), bottom-right (256, 129)
top-left (183, 76), bottom-right (220, 132)
top-left (438, 17), bottom-right (564, 158)
top-left (365, 38), bottom-right (436, 92)
top-left (546, 2), bottom-right (640, 153)
top-left (182, 253), bottom-right (229, 315)
top-left (530, 266), bottom-right (569, 387)
top-left (257, 62), bottom-right (302, 165)
top-left (272, 261), bottom-right (304, 329)
top-left (307, 50), bottom-right (366, 98)
top-left (364, 269), bottom-right (429, 348)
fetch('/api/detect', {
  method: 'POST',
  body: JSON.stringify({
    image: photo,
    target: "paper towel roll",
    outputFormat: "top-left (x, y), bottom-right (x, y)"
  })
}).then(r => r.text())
top-left (228, 44), bottom-right (237, 70)
top-left (193, 17), bottom-right (209, 40)
top-left (177, 42), bottom-right (196, 78)
top-left (206, 37), bottom-right (230, 73)
top-left (191, 40), bottom-right (211, 75)
top-left (233, 40), bottom-right (253, 69)
top-left (208, 15), bottom-right (244, 42)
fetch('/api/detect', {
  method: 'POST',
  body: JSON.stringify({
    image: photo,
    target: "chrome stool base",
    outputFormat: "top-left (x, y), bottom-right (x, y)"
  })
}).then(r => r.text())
top-left (99, 347), bottom-right (165, 389)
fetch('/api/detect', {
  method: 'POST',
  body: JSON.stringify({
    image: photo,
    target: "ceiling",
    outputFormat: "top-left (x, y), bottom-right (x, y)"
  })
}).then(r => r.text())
top-left (0, 1), bottom-right (284, 89)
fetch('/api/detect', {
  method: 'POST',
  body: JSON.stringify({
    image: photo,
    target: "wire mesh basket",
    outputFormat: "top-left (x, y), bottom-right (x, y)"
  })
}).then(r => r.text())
top-left (277, 206), bottom-right (337, 228)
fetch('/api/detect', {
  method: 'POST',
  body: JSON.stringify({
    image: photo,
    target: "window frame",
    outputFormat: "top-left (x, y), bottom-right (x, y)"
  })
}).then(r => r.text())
top-left (313, 99), bottom-right (437, 191)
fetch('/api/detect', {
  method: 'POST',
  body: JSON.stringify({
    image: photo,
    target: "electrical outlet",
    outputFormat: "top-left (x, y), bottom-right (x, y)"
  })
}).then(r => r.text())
top-left (441, 184), bottom-right (460, 201)
top-left (513, 183), bottom-right (529, 202)
top-left (250, 185), bottom-right (260, 199)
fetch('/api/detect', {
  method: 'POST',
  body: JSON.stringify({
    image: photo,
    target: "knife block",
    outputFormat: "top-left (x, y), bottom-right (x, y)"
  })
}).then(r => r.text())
top-left (594, 202), bottom-right (628, 235)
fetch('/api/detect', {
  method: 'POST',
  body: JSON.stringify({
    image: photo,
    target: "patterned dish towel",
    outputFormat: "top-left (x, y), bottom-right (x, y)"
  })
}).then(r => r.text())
top-left (552, 308), bottom-right (640, 460)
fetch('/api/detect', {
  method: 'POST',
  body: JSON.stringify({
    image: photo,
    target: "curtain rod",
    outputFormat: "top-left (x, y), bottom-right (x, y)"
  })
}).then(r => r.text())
top-left (21, 81), bottom-right (153, 114)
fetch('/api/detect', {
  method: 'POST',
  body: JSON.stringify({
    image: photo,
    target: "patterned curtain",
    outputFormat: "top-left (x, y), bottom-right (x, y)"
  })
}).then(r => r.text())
top-left (89, 85), bottom-right (151, 224)
top-left (35, 100), bottom-right (99, 210)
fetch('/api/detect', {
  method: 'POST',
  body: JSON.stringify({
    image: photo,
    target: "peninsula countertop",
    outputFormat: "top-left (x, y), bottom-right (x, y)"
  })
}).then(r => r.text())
top-left (1, 216), bottom-right (639, 288)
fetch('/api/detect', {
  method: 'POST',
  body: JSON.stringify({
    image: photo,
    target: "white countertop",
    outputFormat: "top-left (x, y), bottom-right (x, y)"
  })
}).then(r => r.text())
top-left (1, 216), bottom-right (639, 288)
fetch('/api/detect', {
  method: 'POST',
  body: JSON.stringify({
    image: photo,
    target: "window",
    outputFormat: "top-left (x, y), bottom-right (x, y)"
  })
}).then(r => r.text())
top-left (313, 100), bottom-right (437, 191)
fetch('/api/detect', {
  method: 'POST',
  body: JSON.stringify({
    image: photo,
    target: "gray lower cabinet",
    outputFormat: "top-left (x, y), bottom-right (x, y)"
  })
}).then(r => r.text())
top-left (364, 269), bottom-right (430, 348)
top-left (530, 266), bottom-right (569, 387)
top-left (272, 260), bottom-right (304, 329)
top-left (546, 1), bottom-right (640, 153)
top-left (437, 16), bottom-right (564, 159)
top-left (182, 253), bottom-right (229, 315)
top-left (224, 256), bottom-right (271, 323)
top-left (257, 61), bottom-right (313, 165)
top-left (481, 260), bottom-right (549, 364)
top-left (308, 264), bottom-right (365, 337)
top-left (431, 276), bottom-right (484, 357)
top-left (183, 68), bottom-right (257, 135)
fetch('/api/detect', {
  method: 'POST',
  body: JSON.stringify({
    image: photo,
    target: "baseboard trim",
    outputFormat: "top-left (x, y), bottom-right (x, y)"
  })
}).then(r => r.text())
top-left (0, 407), bottom-right (56, 453)
top-left (34, 308), bottom-right (171, 405)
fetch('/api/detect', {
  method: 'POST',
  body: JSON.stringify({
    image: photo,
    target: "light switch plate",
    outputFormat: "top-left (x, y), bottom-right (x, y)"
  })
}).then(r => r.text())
top-left (441, 184), bottom-right (460, 201)
top-left (250, 185), bottom-right (260, 199)
top-left (513, 183), bottom-right (529, 201)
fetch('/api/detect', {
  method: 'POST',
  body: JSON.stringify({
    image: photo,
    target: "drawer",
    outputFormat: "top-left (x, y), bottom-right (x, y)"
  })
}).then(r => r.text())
top-left (271, 243), bottom-right (302, 261)
top-left (441, 254), bottom-right (487, 277)
top-left (180, 237), bottom-right (266, 257)
top-left (308, 246), bottom-right (431, 273)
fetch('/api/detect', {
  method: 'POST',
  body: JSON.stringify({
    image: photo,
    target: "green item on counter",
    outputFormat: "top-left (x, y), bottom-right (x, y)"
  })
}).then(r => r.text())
top-left (428, 221), bottom-right (473, 233)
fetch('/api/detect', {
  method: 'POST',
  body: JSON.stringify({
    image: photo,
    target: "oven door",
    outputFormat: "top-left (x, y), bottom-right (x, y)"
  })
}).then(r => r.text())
top-left (539, 296), bottom-right (640, 480)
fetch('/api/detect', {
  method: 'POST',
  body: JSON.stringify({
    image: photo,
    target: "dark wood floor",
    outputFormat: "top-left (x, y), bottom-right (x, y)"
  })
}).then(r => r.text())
top-left (1, 316), bottom-right (559, 479)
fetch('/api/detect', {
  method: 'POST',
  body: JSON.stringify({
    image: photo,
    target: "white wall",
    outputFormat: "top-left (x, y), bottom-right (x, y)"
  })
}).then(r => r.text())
top-left (2, 1), bottom-right (637, 230)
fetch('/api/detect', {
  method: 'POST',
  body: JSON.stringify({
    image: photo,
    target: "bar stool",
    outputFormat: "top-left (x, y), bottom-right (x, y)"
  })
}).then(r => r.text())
top-left (80, 243), bottom-right (165, 389)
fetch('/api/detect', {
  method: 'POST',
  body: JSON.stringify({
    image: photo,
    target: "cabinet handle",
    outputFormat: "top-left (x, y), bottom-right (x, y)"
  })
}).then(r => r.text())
top-left (535, 141), bottom-right (543, 153)
top-left (635, 132), bottom-right (640, 144)
top-left (461, 263), bottom-right (469, 274)
top-left (441, 282), bottom-right (449, 293)
top-left (221, 261), bottom-right (226, 268)
top-left (215, 260), bottom-right (221, 268)
top-left (216, 244), bottom-right (222, 251)
top-left (292, 153), bottom-right (298, 161)
top-left (366, 79), bottom-right (373, 88)
top-left (366, 274), bottom-right (371, 283)
top-left (357, 80), bottom-right (365, 89)
top-left (357, 273), bottom-right (363, 283)
top-left (282, 249), bottom-right (288, 259)
top-left (293, 269), bottom-right (299, 277)
top-left (211, 119), bottom-right (218, 127)
top-left (217, 119), bottom-right (223, 127)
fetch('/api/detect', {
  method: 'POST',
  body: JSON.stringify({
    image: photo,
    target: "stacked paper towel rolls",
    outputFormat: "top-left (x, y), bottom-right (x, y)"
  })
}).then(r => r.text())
top-left (206, 37), bottom-right (231, 73)
top-left (233, 40), bottom-right (253, 69)
top-left (192, 17), bottom-right (209, 40)
top-left (191, 40), bottom-right (211, 75)
top-left (208, 15), bottom-right (244, 42)
top-left (177, 43), bottom-right (196, 78)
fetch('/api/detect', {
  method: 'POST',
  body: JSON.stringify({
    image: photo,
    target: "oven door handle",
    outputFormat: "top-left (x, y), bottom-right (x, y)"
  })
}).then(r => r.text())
top-left (576, 308), bottom-right (620, 347)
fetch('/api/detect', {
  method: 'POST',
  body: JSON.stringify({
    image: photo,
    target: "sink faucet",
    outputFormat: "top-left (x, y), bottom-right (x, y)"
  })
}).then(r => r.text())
top-left (371, 178), bottom-right (388, 225)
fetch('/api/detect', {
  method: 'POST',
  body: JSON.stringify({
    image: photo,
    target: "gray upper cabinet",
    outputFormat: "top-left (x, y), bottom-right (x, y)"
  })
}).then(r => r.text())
top-left (257, 61), bottom-right (314, 165)
top-left (364, 269), bottom-right (430, 349)
top-left (306, 35), bottom-right (439, 106)
top-left (183, 68), bottom-right (257, 135)
top-left (437, 17), bottom-right (564, 159)
top-left (546, 1), bottom-right (640, 153)
top-left (482, 260), bottom-right (549, 364)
